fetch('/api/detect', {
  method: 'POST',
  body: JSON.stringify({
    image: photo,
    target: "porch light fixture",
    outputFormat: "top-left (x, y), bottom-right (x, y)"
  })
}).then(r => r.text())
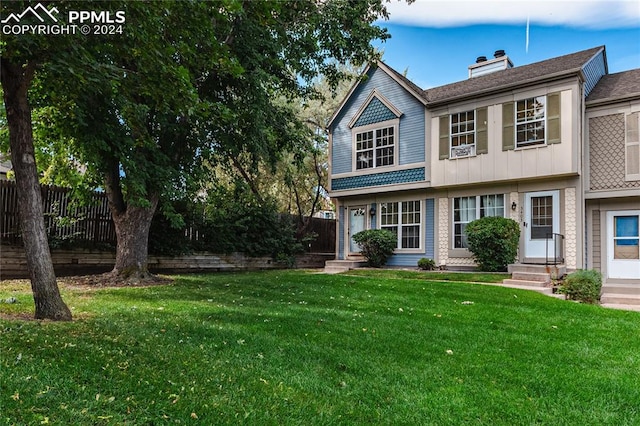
top-left (511, 201), bottom-right (517, 211)
top-left (370, 205), bottom-right (376, 216)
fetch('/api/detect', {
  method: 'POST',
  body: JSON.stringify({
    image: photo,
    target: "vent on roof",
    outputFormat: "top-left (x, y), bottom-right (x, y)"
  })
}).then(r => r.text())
top-left (468, 51), bottom-right (514, 78)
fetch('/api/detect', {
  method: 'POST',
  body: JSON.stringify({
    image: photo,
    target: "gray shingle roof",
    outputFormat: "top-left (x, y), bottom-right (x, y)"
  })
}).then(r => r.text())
top-left (379, 62), bottom-right (429, 103)
top-left (424, 46), bottom-right (605, 105)
top-left (586, 68), bottom-right (640, 105)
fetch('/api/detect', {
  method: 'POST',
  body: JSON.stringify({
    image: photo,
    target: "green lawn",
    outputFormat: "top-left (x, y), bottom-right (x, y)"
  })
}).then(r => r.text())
top-left (1, 270), bottom-right (639, 425)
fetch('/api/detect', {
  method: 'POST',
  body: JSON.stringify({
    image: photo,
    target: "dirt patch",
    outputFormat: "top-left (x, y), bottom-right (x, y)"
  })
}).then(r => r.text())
top-left (58, 273), bottom-right (174, 289)
top-left (0, 311), bottom-right (37, 321)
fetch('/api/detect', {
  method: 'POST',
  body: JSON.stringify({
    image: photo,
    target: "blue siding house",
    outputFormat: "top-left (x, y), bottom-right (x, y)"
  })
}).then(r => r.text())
top-left (329, 62), bottom-right (434, 266)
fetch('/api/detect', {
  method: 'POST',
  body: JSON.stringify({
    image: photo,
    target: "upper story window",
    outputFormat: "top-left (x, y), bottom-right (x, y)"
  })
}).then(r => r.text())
top-left (439, 107), bottom-right (487, 160)
top-left (450, 111), bottom-right (476, 158)
top-left (453, 194), bottom-right (505, 248)
top-left (516, 96), bottom-right (546, 148)
top-left (503, 92), bottom-right (561, 151)
top-left (355, 125), bottom-right (395, 170)
top-left (380, 200), bottom-right (421, 249)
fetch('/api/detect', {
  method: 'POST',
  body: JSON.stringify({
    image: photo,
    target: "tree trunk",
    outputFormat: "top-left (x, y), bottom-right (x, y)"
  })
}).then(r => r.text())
top-left (109, 196), bottom-right (159, 280)
top-left (1, 60), bottom-right (72, 321)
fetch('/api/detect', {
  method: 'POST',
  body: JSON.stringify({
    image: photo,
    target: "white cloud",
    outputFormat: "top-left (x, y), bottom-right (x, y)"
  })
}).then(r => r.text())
top-left (385, 0), bottom-right (640, 29)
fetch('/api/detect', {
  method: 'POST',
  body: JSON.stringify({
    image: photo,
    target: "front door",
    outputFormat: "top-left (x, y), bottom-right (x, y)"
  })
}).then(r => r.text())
top-left (524, 191), bottom-right (560, 260)
top-left (348, 206), bottom-right (367, 255)
top-left (607, 211), bottom-right (640, 280)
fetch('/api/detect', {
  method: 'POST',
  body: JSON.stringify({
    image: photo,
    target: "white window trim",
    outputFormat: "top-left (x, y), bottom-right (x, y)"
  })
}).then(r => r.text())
top-left (452, 194), bottom-right (506, 249)
top-left (515, 96), bottom-right (547, 149)
top-left (352, 119), bottom-right (399, 171)
top-left (450, 110), bottom-right (476, 159)
top-left (378, 199), bottom-right (423, 253)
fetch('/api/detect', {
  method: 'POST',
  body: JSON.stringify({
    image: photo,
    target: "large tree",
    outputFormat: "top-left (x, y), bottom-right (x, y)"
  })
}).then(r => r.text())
top-left (0, 0), bottom-right (90, 320)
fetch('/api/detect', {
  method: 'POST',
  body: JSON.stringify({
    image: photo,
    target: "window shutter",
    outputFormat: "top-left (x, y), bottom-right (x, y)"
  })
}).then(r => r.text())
top-left (476, 107), bottom-right (488, 154)
top-left (626, 112), bottom-right (640, 180)
top-left (502, 102), bottom-right (514, 151)
top-left (439, 115), bottom-right (450, 160)
top-left (547, 92), bottom-right (561, 144)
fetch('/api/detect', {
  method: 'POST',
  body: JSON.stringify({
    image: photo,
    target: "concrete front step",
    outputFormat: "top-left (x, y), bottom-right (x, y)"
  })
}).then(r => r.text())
top-left (600, 293), bottom-right (640, 306)
top-left (508, 264), bottom-right (566, 279)
top-left (323, 260), bottom-right (366, 274)
top-left (511, 271), bottom-right (551, 284)
top-left (602, 283), bottom-right (640, 295)
top-left (502, 278), bottom-right (549, 288)
top-left (491, 282), bottom-right (558, 296)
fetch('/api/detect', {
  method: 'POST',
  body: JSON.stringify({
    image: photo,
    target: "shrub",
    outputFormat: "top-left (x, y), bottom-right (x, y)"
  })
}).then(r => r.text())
top-left (418, 258), bottom-right (436, 270)
top-left (352, 229), bottom-right (397, 267)
top-left (465, 216), bottom-right (520, 272)
top-left (559, 269), bottom-right (602, 304)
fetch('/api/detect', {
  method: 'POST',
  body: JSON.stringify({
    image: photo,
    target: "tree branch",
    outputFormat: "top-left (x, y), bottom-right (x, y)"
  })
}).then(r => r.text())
top-left (231, 156), bottom-right (263, 204)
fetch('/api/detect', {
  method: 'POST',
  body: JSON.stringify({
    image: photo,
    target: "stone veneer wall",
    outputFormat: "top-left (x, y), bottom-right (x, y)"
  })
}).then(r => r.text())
top-left (564, 187), bottom-right (577, 270)
top-left (438, 198), bottom-right (449, 268)
top-left (0, 245), bottom-right (334, 279)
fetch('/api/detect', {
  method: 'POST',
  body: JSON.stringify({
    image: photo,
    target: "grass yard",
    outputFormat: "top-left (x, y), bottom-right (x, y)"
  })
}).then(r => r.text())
top-left (1, 270), bottom-right (639, 425)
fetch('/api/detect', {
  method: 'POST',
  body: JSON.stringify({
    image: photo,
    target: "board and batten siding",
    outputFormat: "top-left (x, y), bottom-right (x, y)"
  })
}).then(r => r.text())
top-left (331, 66), bottom-right (425, 176)
top-left (431, 89), bottom-right (577, 187)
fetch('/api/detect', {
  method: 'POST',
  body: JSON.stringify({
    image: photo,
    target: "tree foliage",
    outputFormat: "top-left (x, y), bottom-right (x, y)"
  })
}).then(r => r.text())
top-left (149, 179), bottom-right (303, 264)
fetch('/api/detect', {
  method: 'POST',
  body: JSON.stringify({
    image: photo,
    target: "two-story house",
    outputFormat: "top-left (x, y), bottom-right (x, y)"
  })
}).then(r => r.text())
top-left (326, 46), bottom-right (640, 290)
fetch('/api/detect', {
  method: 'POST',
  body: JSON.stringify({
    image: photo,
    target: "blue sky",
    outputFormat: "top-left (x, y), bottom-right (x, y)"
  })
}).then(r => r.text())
top-left (375, 0), bottom-right (640, 88)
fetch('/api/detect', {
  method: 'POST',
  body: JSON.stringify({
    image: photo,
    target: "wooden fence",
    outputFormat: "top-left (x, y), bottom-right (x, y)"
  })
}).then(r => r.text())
top-left (297, 216), bottom-right (336, 253)
top-left (1, 180), bottom-right (116, 246)
top-left (1, 180), bottom-right (336, 253)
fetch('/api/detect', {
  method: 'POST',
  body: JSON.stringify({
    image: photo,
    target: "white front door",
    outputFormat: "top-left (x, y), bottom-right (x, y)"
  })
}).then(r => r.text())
top-left (348, 206), bottom-right (367, 254)
top-left (607, 211), bottom-right (640, 280)
top-left (524, 191), bottom-right (560, 260)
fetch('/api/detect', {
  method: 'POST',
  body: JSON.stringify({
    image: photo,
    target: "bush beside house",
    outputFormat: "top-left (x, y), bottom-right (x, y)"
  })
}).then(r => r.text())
top-left (559, 270), bottom-right (603, 304)
top-left (465, 217), bottom-right (520, 272)
top-left (352, 229), bottom-right (397, 267)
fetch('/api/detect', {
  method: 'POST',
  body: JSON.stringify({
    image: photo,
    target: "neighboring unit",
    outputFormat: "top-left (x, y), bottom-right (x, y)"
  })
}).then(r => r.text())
top-left (327, 46), bottom-right (640, 287)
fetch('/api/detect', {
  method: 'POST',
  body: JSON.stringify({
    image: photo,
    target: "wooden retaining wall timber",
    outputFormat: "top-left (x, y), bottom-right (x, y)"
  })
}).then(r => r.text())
top-left (0, 245), bottom-right (334, 279)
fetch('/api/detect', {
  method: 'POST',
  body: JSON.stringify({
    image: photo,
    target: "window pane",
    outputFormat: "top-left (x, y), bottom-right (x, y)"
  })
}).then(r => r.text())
top-left (615, 216), bottom-right (639, 237)
top-left (402, 225), bottom-right (420, 249)
top-left (480, 194), bottom-right (505, 217)
top-left (380, 202), bottom-right (398, 226)
top-left (614, 239), bottom-right (639, 259)
top-left (531, 196), bottom-right (553, 239)
top-left (453, 197), bottom-right (475, 248)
